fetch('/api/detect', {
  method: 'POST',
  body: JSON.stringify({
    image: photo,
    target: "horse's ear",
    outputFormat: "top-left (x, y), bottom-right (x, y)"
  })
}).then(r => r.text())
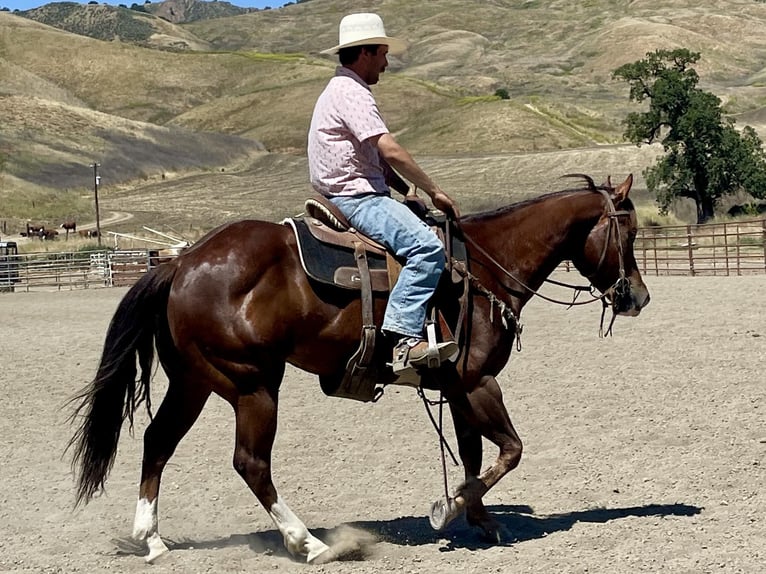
top-left (614, 173), bottom-right (633, 203)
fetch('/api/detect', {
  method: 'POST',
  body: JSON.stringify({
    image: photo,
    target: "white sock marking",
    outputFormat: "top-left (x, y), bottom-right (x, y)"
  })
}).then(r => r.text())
top-left (132, 497), bottom-right (158, 541)
top-left (268, 495), bottom-right (329, 562)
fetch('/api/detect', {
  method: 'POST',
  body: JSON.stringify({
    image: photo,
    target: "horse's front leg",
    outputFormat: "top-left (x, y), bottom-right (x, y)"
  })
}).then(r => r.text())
top-left (437, 375), bottom-right (522, 541)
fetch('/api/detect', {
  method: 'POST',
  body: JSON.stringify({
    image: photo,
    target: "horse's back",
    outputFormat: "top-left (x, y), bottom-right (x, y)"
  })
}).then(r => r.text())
top-left (183, 219), bottom-right (295, 259)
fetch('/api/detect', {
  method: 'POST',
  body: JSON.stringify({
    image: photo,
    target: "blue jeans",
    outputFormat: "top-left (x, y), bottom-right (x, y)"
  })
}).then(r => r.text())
top-left (330, 194), bottom-right (445, 339)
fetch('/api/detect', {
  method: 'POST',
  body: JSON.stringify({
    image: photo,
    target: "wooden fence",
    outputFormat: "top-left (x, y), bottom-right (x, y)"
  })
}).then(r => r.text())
top-left (633, 217), bottom-right (766, 276)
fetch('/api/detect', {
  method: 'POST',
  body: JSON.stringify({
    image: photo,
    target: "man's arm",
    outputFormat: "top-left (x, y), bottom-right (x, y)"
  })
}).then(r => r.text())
top-left (373, 133), bottom-right (460, 219)
top-left (381, 158), bottom-right (410, 196)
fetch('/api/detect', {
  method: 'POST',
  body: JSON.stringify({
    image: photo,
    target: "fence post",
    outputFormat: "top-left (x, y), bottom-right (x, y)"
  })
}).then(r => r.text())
top-left (762, 219), bottom-right (766, 273)
top-left (639, 229), bottom-right (647, 273)
top-left (653, 233), bottom-right (659, 276)
top-left (686, 225), bottom-right (695, 276)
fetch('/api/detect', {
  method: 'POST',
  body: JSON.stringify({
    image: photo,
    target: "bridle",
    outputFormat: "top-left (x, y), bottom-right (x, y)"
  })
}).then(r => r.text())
top-left (581, 188), bottom-right (634, 335)
top-left (450, 186), bottom-right (634, 338)
top-left (584, 188), bottom-right (630, 284)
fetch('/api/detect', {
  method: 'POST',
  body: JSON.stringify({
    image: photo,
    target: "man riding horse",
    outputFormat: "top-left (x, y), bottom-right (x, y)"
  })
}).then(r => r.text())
top-left (68, 10), bottom-right (651, 567)
top-left (308, 13), bottom-right (461, 382)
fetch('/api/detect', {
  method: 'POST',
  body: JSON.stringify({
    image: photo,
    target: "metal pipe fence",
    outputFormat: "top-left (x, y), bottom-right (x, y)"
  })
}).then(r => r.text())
top-left (556, 217), bottom-right (766, 276)
top-left (2, 217), bottom-right (764, 293)
top-left (0, 249), bottom-right (166, 293)
top-left (634, 218), bottom-right (766, 276)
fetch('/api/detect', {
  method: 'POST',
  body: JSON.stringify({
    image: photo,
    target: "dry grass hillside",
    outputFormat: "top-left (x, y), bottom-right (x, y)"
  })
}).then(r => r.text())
top-left (2, 0), bottom-right (766, 235)
top-left (101, 144), bottom-right (666, 237)
top-left (19, 1), bottom-right (215, 49)
top-left (145, 0), bottom-right (257, 24)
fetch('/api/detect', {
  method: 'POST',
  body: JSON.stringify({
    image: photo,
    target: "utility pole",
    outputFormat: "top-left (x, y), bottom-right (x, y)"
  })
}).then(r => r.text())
top-left (89, 162), bottom-right (102, 246)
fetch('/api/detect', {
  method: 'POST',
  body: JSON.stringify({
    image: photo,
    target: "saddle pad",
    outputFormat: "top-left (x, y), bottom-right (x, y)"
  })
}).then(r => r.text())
top-left (285, 218), bottom-right (389, 290)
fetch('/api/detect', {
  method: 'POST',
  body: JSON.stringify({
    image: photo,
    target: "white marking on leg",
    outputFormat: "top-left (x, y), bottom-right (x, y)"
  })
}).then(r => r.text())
top-left (269, 495), bottom-right (329, 563)
top-left (145, 532), bottom-right (169, 563)
top-left (132, 497), bottom-right (169, 563)
top-left (132, 497), bottom-right (157, 540)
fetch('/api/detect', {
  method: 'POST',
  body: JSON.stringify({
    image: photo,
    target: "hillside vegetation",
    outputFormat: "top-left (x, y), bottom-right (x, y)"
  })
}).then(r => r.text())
top-left (2, 0), bottom-right (766, 233)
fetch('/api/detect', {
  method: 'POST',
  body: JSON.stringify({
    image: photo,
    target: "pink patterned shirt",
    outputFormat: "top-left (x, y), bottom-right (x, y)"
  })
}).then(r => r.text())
top-left (308, 67), bottom-right (390, 197)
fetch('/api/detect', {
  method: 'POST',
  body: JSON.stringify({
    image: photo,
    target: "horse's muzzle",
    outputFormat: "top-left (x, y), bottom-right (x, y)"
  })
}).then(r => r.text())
top-left (610, 278), bottom-right (650, 316)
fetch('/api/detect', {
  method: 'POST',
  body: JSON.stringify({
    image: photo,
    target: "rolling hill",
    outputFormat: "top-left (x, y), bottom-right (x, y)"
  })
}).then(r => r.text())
top-left (2, 0), bottom-right (766, 232)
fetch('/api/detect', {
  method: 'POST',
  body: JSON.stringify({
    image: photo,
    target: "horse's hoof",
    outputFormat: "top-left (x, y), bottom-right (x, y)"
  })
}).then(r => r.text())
top-left (144, 532), bottom-right (169, 563)
top-left (309, 538), bottom-right (362, 565)
top-left (429, 497), bottom-right (463, 531)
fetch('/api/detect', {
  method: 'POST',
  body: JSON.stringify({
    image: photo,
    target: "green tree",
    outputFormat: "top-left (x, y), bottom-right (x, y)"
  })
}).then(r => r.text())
top-left (613, 48), bottom-right (766, 223)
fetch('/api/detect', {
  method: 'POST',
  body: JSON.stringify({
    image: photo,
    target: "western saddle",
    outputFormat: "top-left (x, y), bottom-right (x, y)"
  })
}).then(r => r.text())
top-left (283, 194), bottom-right (463, 402)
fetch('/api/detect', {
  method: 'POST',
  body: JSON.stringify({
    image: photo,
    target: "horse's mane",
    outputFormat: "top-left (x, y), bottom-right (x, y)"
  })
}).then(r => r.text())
top-left (461, 173), bottom-right (613, 224)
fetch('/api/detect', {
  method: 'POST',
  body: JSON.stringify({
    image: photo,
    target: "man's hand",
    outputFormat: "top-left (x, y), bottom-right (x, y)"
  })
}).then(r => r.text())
top-left (431, 190), bottom-right (460, 220)
top-left (374, 133), bottom-right (461, 219)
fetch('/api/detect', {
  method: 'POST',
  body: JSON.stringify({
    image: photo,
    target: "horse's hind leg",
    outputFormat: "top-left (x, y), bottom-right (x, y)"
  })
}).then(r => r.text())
top-left (233, 383), bottom-right (331, 563)
top-left (133, 378), bottom-right (211, 562)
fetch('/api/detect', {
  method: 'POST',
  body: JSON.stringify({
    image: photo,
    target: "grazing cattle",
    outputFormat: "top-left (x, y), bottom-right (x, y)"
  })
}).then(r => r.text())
top-left (25, 222), bottom-right (45, 236)
top-left (77, 230), bottom-right (100, 239)
top-left (61, 221), bottom-right (77, 240)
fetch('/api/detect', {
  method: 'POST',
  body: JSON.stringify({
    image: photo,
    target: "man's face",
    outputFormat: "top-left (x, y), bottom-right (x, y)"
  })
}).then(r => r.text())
top-left (363, 45), bottom-right (389, 85)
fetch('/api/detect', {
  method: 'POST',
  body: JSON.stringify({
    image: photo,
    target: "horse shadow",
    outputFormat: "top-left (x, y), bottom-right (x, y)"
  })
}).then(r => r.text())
top-left (349, 502), bottom-right (702, 552)
top-left (112, 502), bottom-right (702, 561)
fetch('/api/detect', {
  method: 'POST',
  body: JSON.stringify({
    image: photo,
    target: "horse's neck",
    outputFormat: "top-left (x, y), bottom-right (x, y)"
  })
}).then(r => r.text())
top-left (461, 191), bottom-right (603, 302)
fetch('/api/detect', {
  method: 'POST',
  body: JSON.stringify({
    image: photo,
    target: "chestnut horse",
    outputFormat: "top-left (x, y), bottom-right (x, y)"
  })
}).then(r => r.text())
top-left (68, 174), bottom-right (649, 564)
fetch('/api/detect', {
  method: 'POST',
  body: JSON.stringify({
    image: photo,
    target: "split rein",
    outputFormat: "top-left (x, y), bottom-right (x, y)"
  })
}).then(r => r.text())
top-left (447, 188), bottom-right (631, 339)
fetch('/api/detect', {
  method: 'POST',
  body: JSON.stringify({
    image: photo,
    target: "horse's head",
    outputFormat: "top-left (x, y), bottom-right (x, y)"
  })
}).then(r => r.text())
top-left (571, 173), bottom-right (650, 316)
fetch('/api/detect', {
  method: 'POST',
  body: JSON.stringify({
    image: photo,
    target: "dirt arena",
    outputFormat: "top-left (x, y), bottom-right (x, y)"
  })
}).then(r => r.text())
top-left (1, 275), bottom-right (764, 573)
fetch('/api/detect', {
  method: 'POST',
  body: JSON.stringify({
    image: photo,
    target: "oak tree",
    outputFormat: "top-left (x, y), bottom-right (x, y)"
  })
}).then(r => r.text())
top-left (614, 49), bottom-right (766, 223)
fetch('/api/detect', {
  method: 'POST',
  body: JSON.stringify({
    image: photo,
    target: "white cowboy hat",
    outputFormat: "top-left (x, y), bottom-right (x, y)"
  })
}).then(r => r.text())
top-left (321, 13), bottom-right (407, 56)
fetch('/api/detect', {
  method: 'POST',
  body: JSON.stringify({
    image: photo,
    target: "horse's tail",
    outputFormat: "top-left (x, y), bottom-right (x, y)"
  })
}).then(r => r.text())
top-left (67, 263), bottom-right (177, 506)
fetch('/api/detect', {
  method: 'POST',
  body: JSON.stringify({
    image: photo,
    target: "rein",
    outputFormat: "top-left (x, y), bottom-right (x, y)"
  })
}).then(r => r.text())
top-left (456, 234), bottom-right (607, 308)
top-left (450, 187), bottom-right (632, 336)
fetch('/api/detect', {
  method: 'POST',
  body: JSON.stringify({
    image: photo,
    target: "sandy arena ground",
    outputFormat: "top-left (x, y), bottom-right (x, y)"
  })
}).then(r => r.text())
top-left (0, 275), bottom-right (764, 573)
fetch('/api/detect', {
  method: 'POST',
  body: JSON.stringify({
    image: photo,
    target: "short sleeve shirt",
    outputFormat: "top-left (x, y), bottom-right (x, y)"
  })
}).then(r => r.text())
top-left (308, 67), bottom-right (390, 197)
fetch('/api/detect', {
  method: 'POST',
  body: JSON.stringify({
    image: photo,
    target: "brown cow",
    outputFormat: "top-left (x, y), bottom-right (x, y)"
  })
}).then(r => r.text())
top-left (61, 220), bottom-right (77, 240)
top-left (25, 222), bottom-right (45, 237)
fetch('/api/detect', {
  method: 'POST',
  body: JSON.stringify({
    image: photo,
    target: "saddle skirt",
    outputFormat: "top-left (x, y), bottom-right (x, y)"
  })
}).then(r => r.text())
top-left (283, 194), bottom-right (465, 293)
top-left (283, 216), bottom-right (394, 292)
